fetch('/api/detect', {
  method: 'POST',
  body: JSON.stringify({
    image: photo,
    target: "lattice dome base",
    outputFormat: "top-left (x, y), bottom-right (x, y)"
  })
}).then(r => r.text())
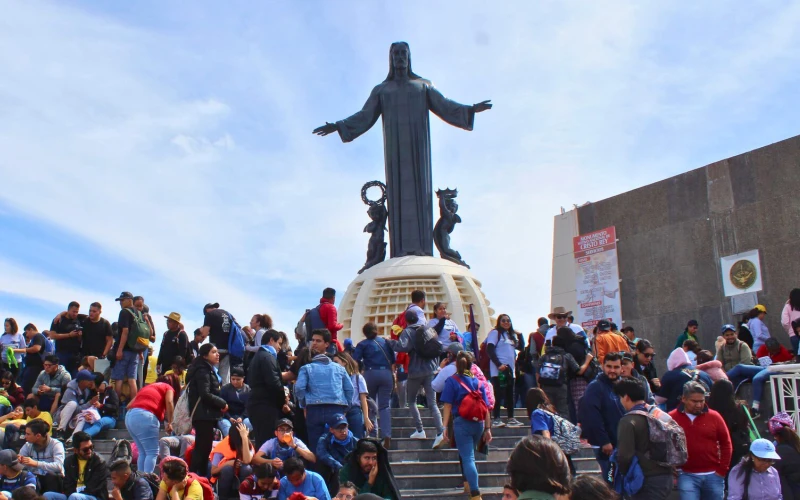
top-left (338, 256), bottom-right (495, 344)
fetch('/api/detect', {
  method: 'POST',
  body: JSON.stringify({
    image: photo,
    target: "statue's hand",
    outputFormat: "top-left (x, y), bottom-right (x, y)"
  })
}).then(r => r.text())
top-left (472, 100), bottom-right (492, 113)
top-left (313, 122), bottom-right (338, 136)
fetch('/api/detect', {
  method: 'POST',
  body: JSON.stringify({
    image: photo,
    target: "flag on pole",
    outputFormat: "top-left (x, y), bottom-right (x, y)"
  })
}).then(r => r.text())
top-left (468, 304), bottom-right (479, 359)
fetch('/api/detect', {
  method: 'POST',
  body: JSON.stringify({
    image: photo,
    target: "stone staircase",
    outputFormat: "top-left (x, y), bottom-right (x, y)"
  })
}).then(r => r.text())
top-left (386, 408), bottom-right (599, 500)
top-left (92, 408), bottom-right (600, 500)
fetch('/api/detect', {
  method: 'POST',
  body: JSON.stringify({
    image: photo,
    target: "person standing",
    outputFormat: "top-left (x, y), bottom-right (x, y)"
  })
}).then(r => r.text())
top-left (543, 307), bottom-right (586, 348)
top-left (634, 339), bottom-right (660, 393)
top-left (20, 324), bottom-right (47, 395)
top-left (157, 313), bottom-right (188, 376)
top-left (295, 329), bottom-right (354, 453)
top-left (125, 381), bottom-right (176, 473)
top-left (78, 303), bottom-right (113, 371)
top-left (536, 329), bottom-right (591, 419)
top-left (441, 351), bottom-right (492, 500)
top-left (592, 319), bottom-right (630, 366)
top-left (485, 314), bottom-right (524, 428)
top-left (426, 302), bottom-right (459, 351)
top-left (113, 292), bottom-right (141, 402)
top-left (578, 351), bottom-right (625, 479)
top-left (768, 412), bottom-right (800, 500)
top-left (747, 305), bottom-right (771, 353)
top-left (186, 343), bottom-right (228, 475)
top-left (407, 290), bottom-right (427, 326)
top-left (707, 379), bottom-right (754, 471)
top-left (332, 352), bottom-right (372, 439)
top-left (0, 319), bottom-right (25, 378)
top-left (200, 302), bottom-right (235, 384)
top-left (670, 381), bottom-right (732, 500)
top-left (781, 288), bottom-right (800, 356)
top-left (727, 439), bottom-right (783, 500)
top-left (352, 323), bottom-right (395, 449)
top-left (318, 288), bottom-right (344, 352)
top-left (46, 302), bottom-right (84, 377)
top-left (613, 377), bottom-right (675, 500)
top-left (674, 319), bottom-right (700, 350)
top-left (388, 310), bottom-right (446, 447)
top-left (247, 330), bottom-right (285, 450)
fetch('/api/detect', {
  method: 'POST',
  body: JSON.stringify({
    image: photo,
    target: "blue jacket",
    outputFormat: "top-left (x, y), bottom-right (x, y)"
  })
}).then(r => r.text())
top-left (658, 365), bottom-right (713, 412)
top-left (353, 337), bottom-right (394, 371)
top-left (316, 430), bottom-right (357, 470)
top-left (295, 354), bottom-right (354, 408)
top-left (579, 373), bottom-right (625, 447)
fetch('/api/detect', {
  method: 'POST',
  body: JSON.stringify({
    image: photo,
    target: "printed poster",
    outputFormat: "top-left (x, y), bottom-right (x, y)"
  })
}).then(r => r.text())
top-left (573, 226), bottom-right (622, 329)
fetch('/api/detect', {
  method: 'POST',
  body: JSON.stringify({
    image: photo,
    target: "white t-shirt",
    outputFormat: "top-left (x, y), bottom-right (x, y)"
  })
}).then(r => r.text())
top-left (544, 323), bottom-right (587, 351)
top-left (426, 318), bottom-right (458, 349)
top-left (486, 329), bottom-right (518, 378)
top-left (349, 373), bottom-right (368, 408)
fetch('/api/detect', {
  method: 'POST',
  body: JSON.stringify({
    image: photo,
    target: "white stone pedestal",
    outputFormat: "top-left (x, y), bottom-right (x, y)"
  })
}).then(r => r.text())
top-left (338, 256), bottom-right (496, 344)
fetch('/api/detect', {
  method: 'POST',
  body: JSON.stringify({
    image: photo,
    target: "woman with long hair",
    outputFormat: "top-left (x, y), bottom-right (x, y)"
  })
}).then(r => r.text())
top-left (0, 371), bottom-right (24, 408)
top-left (352, 322), bottom-right (395, 449)
top-left (635, 339), bottom-right (660, 392)
top-left (186, 343), bottom-right (228, 475)
top-left (506, 435), bottom-right (571, 498)
top-left (210, 420), bottom-right (254, 500)
top-left (333, 350), bottom-right (373, 438)
top-left (0, 318), bottom-right (25, 377)
top-left (441, 351), bottom-right (492, 500)
top-left (526, 387), bottom-right (577, 475)
top-left (485, 314), bottom-right (524, 427)
top-left (769, 412), bottom-right (800, 499)
top-left (727, 439), bottom-right (782, 500)
top-left (707, 379), bottom-right (753, 468)
top-left (782, 288), bottom-right (800, 356)
top-left (747, 305), bottom-right (770, 353)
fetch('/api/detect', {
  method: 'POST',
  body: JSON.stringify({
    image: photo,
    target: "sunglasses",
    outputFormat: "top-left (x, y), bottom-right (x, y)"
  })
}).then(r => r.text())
top-left (500, 319), bottom-right (511, 323)
top-left (642, 352), bottom-right (656, 359)
top-left (80, 445), bottom-right (94, 452)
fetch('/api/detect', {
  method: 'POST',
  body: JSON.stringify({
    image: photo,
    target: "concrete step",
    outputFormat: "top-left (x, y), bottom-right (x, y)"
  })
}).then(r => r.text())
top-left (389, 435), bottom-right (523, 450)
top-left (391, 456), bottom-right (599, 476)
top-left (389, 416), bottom-right (529, 428)
top-left (390, 426), bottom-right (530, 438)
top-left (397, 468), bottom-right (601, 492)
top-left (388, 445), bottom-right (597, 463)
top-left (400, 487), bottom-right (504, 500)
top-left (390, 407), bottom-right (528, 418)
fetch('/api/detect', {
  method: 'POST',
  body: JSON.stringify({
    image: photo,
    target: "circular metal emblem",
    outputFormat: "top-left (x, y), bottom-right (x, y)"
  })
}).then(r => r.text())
top-left (729, 260), bottom-right (757, 290)
top-left (361, 180), bottom-right (387, 206)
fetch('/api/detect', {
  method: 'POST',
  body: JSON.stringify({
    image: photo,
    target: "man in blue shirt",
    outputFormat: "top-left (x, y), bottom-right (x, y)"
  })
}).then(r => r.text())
top-left (277, 457), bottom-right (330, 500)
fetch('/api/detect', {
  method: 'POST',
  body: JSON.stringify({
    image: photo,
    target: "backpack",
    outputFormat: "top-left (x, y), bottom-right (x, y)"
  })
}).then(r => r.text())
top-left (541, 409), bottom-right (582, 455)
top-left (110, 438), bottom-right (134, 466)
top-left (124, 308), bottom-right (152, 352)
top-left (611, 451), bottom-right (645, 496)
top-left (304, 306), bottom-right (325, 342)
top-left (538, 350), bottom-right (567, 386)
top-left (172, 387), bottom-right (201, 436)
top-left (681, 368), bottom-right (709, 394)
top-left (186, 473), bottom-right (215, 500)
top-left (227, 315), bottom-right (246, 360)
top-left (453, 375), bottom-right (488, 422)
top-left (628, 406), bottom-right (688, 467)
top-left (413, 326), bottom-right (443, 359)
top-left (478, 340), bottom-right (490, 374)
top-left (134, 471), bottom-right (161, 499)
top-left (31, 333), bottom-right (56, 361)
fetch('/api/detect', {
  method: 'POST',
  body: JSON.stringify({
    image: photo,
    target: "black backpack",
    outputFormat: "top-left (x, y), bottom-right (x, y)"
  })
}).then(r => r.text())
top-left (538, 350), bottom-right (567, 386)
top-left (413, 326), bottom-right (443, 359)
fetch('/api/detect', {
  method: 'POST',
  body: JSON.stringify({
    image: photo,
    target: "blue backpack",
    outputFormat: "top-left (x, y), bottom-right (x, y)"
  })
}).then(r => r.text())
top-left (31, 333), bottom-right (56, 361)
top-left (227, 315), bottom-right (246, 361)
top-left (610, 450), bottom-right (645, 496)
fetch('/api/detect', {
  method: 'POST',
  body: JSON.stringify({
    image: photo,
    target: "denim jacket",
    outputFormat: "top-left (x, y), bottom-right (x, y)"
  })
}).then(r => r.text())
top-left (295, 354), bottom-right (354, 408)
top-left (352, 337), bottom-right (394, 371)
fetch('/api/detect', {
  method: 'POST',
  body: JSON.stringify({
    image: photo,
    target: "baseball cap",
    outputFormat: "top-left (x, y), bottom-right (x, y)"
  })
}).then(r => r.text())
top-left (76, 370), bottom-right (95, 382)
top-left (0, 450), bottom-right (23, 471)
top-left (446, 343), bottom-right (464, 355)
top-left (596, 319), bottom-right (612, 331)
top-left (721, 324), bottom-right (736, 334)
top-left (275, 418), bottom-right (294, 431)
top-left (750, 438), bottom-right (781, 460)
top-left (328, 413), bottom-right (348, 429)
top-left (754, 304), bottom-right (767, 314)
top-left (114, 291), bottom-right (134, 302)
top-left (344, 338), bottom-right (353, 348)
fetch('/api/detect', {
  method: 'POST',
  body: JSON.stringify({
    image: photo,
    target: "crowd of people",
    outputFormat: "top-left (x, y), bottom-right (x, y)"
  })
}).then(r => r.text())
top-left (0, 286), bottom-right (798, 500)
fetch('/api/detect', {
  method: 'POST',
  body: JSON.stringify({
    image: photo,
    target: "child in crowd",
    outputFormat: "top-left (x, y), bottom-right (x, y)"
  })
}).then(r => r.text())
top-left (502, 484), bottom-right (519, 500)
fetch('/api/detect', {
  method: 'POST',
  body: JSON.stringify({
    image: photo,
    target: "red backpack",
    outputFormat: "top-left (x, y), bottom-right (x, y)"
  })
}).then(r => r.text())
top-left (186, 473), bottom-right (215, 500)
top-left (477, 340), bottom-right (490, 374)
top-left (453, 375), bottom-right (488, 422)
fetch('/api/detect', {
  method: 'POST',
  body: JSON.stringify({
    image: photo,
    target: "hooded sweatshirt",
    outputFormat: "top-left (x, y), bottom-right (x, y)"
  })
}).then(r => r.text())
top-left (578, 373), bottom-right (625, 447)
top-left (781, 301), bottom-right (800, 338)
top-left (338, 439), bottom-right (400, 500)
top-left (658, 349), bottom-right (713, 412)
top-left (32, 365), bottom-right (71, 398)
top-left (696, 359), bottom-right (728, 383)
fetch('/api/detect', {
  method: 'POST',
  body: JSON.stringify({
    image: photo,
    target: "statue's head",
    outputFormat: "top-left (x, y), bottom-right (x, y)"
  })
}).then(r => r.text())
top-left (385, 42), bottom-right (421, 81)
top-left (368, 204), bottom-right (387, 220)
top-left (445, 198), bottom-right (458, 213)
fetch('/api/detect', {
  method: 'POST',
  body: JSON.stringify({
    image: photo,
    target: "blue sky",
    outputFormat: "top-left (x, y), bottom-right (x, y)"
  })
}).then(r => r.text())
top-left (2, 1), bottom-right (799, 339)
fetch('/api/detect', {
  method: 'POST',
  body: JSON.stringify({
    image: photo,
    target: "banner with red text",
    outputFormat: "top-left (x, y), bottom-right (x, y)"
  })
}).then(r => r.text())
top-left (573, 226), bottom-right (622, 329)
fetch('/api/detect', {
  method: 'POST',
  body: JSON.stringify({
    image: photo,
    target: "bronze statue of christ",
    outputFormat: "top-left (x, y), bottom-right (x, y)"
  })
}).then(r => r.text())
top-left (314, 42), bottom-right (491, 258)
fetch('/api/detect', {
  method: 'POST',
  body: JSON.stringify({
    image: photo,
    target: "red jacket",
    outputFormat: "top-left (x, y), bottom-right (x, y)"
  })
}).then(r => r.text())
top-left (669, 406), bottom-right (732, 476)
top-left (755, 344), bottom-right (794, 363)
top-left (319, 298), bottom-right (343, 340)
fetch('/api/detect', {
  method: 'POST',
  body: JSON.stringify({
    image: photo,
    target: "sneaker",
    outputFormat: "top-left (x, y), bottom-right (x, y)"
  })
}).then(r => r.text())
top-left (432, 433), bottom-right (446, 449)
top-left (409, 430), bottom-right (427, 439)
top-left (492, 419), bottom-right (506, 428)
top-left (507, 418), bottom-right (524, 427)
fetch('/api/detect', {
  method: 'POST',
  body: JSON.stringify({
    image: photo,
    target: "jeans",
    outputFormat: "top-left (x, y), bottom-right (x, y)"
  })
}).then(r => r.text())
top-left (217, 464), bottom-right (252, 500)
top-left (346, 406), bottom-right (365, 439)
top-left (218, 417), bottom-right (252, 437)
top-left (454, 417), bottom-right (484, 495)
top-left (632, 473), bottom-right (672, 500)
top-left (126, 407), bottom-right (161, 473)
top-left (306, 404), bottom-right (348, 455)
top-left (490, 375), bottom-right (515, 419)
top-left (791, 336), bottom-right (799, 356)
top-left (44, 494), bottom-right (98, 500)
top-left (677, 472), bottom-right (724, 500)
top-left (594, 448), bottom-right (610, 482)
top-left (56, 351), bottom-right (80, 378)
top-left (363, 368), bottom-right (393, 438)
top-left (219, 353), bottom-right (231, 386)
top-left (726, 365), bottom-right (773, 403)
top-left (406, 375), bottom-right (444, 434)
top-left (76, 416), bottom-right (117, 438)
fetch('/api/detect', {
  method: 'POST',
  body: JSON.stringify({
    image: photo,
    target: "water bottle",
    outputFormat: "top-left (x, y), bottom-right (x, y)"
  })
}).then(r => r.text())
top-left (498, 370), bottom-right (508, 388)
